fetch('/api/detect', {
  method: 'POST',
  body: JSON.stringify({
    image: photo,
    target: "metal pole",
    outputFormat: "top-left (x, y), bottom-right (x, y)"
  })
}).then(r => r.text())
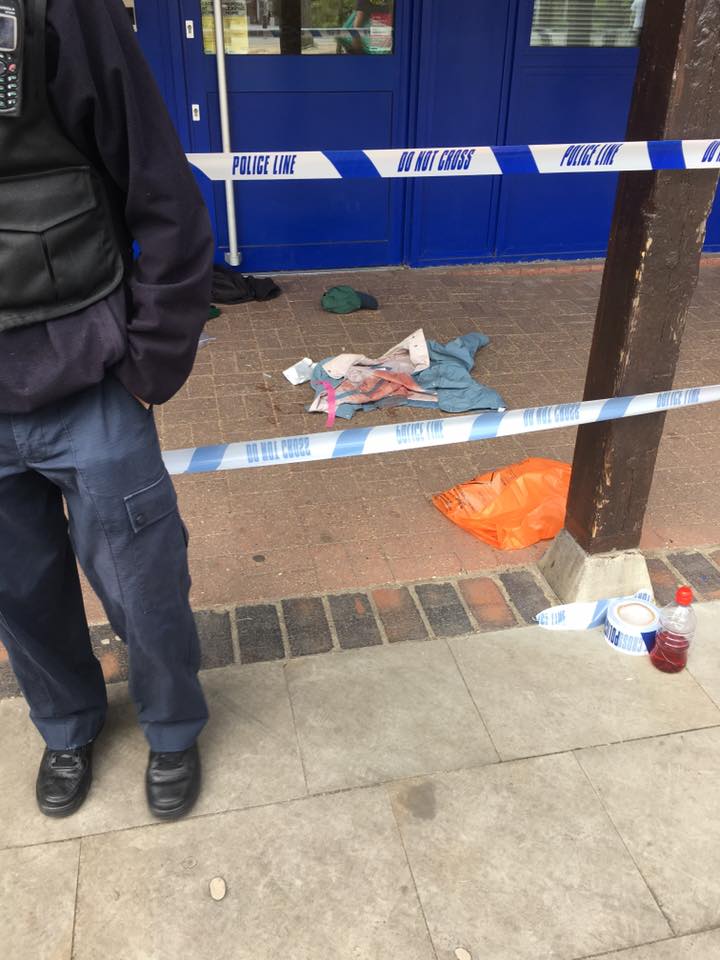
top-left (212, 0), bottom-right (241, 266)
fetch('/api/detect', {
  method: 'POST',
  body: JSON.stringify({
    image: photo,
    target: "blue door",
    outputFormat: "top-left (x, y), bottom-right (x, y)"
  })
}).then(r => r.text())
top-left (495, 0), bottom-right (639, 259)
top-left (406, 1), bottom-right (515, 266)
top-left (178, 0), bottom-right (412, 271)
top-left (138, 1), bottom-right (720, 269)
top-left (497, 0), bottom-right (720, 257)
top-left (407, 0), bottom-right (646, 265)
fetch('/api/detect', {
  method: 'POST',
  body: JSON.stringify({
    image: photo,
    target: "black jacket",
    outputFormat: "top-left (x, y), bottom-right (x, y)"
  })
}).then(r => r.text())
top-left (0, 0), bottom-right (214, 411)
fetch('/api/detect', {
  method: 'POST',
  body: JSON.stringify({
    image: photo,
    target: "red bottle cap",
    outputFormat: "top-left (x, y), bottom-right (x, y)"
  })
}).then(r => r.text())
top-left (676, 586), bottom-right (694, 606)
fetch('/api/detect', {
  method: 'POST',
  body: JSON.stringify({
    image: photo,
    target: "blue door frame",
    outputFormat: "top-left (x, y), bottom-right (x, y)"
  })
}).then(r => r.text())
top-left (135, 0), bottom-right (192, 149)
top-left (136, 0), bottom-right (719, 269)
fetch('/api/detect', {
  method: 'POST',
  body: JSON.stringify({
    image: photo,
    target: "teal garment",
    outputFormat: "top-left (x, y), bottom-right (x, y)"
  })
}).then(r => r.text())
top-left (416, 334), bottom-right (505, 413)
top-left (308, 332), bottom-right (504, 421)
top-left (321, 285), bottom-right (378, 314)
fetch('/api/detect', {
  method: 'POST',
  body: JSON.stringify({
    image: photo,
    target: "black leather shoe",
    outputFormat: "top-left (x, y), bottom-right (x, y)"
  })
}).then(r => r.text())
top-left (36, 743), bottom-right (94, 818)
top-left (146, 743), bottom-right (201, 821)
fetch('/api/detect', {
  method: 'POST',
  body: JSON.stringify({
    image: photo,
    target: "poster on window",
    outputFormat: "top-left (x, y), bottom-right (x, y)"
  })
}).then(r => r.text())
top-left (202, 0), bottom-right (249, 55)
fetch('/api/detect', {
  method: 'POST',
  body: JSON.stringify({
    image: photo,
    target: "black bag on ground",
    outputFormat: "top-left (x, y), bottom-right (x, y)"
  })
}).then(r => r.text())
top-left (211, 265), bottom-right (281, 304)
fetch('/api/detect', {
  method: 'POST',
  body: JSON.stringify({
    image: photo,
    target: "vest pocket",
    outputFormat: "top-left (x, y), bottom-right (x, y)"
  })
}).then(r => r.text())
top-left (0, 166), bottom-right (123, 328)
top-left (0, 230), bottom-right (55, 312)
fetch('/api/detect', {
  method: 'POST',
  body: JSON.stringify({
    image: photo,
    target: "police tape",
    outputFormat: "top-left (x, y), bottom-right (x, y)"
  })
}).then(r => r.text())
top-left (246, 27), bottom-right (372, 36)
top-left (161, 383), bottom-right (720, 476)
top-left (187, 138), bottom-right (720, 181)
top-left (604, 597), bottom-right (660, 656)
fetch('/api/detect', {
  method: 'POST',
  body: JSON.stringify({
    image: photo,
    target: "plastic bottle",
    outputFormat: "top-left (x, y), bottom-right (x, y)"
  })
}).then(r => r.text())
top-left (650, 586), bottom-right (696, 673)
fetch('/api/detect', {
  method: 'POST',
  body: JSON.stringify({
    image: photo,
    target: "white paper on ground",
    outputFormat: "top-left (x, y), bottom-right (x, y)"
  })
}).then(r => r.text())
top-left (283, 357), bottom-right (314, 385)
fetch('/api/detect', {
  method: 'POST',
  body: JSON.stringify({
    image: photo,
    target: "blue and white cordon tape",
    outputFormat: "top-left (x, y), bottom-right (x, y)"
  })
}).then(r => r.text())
top-left (188, 138), bottom-right (720, 181)
top-left (162, 384), bottom-right (720, 476)
top-left (245, 27), bottom-right (372, 37)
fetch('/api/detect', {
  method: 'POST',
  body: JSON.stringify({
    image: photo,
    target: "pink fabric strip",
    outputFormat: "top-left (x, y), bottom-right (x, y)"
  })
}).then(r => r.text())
top-left (320, 381), bottom-right (338, 428)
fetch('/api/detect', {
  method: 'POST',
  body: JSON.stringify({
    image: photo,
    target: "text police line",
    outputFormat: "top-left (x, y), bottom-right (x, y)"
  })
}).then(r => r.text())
top-left (559, 143), bottom-right (622, 168)
top-left (657, 388), bottom-right (701, 409)
top-left (231, 153), bottom-right (298, 177)
top-left (163, 384), bottom-right (720, 475)
top-left (396, 421), bottom-right (445, 444)
top-left (189, 138), bottom-right (720, 183)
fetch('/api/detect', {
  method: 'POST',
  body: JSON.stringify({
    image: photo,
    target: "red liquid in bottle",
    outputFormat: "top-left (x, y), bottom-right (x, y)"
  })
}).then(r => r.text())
top-left (650, 629), bottom-right (690, 673)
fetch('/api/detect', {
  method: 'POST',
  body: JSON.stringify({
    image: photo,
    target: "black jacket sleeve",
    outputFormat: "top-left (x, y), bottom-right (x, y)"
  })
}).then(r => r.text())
top-left (46, 0), bottom-right (215, 404)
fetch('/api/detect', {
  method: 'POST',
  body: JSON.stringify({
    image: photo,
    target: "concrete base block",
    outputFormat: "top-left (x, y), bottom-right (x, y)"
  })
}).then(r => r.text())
top-left (538, 529), bottom-right (653, 603)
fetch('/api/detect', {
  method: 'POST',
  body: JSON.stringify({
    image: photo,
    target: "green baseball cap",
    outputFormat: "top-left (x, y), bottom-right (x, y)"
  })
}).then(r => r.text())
top-left (321, 285), bottom-right (379, 314)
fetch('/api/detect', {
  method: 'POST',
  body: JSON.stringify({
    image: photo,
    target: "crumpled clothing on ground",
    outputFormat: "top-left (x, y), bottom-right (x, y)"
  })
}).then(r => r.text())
top-left (308, 328), bottom-right (505, 421)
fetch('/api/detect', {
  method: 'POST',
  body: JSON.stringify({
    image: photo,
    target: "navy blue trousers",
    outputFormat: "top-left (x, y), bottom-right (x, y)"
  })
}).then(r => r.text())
top-left (0, 377), bottom-right (208, 751)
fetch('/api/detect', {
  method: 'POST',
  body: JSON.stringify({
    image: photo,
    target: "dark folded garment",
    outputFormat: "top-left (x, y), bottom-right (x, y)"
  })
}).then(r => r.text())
top-left (211, 265), bottom-right (282, 304)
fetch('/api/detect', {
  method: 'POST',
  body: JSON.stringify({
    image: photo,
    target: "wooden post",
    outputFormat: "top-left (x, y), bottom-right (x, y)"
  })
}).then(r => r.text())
top-left (564, 0), bottom-right (720, 555)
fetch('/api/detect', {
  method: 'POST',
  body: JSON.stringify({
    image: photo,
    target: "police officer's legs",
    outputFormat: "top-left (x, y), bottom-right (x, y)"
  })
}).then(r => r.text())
top-left (0, 467), bottom-right (108, 749)
top-left (53, 377), bottom-right (207, 819)
top-left (50, 377), bottom-right (209, 755)
top-left (0, 413), bottom-right (108, 819)
top-left (1, 377), bottom-right (207, 817)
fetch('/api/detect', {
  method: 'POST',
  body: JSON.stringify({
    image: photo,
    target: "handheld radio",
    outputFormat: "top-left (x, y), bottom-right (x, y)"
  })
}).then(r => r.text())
top-left (0, 0), bottom-right (23, 117)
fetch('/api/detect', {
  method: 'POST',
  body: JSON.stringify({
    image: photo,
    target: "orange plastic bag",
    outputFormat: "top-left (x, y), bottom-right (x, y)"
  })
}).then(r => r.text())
top-left (432, 458), bottom-right (572, 550)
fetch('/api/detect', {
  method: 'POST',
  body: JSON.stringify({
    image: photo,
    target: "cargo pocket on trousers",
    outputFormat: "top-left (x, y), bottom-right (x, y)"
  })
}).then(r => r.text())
top-left (124, 473), bottom-right (190, 614)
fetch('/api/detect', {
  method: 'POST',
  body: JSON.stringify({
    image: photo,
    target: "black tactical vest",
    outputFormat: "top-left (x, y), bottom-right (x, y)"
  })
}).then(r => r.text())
top-left (0, 0), bottom-right (126, 333)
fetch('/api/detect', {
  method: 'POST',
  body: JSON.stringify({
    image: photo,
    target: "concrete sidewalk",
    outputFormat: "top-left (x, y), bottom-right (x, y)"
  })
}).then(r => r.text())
top-left (3, 603), bottom-right (720, 960)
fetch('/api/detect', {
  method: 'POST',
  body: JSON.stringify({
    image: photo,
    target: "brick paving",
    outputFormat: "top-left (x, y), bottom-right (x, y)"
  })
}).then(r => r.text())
top-left (372, 586), bottom-right (428, 643)
top-left (328, 593), bottom-right (383, 650)
top-left (4, 544), bottom-right (718, 698)
top-left (106, 254), bottom-right (718, 619)
top-left (666, 552), bottom-right (720, 600)
top-left (2, 258), bottom-right (719, 693)
top-left (644, 557), bottom-right (680, 606)
top-left (458, 577), bottom-right (517, 631)
top-left (414, 582), bottom-right (474, 638)
top-left (4, 255), bottom-right (720, 634)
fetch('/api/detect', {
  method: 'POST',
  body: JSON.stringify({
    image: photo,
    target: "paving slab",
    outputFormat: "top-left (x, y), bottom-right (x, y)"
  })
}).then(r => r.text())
top-left (594, 930), bottom-right (720, 958)
top-left (190, 662), bottom-right (307, 813)
top-left (0, 662), bottom-right (305, 849)
top-left (0, 841), bottom-right (80, 960)
top-left (577, 727), bottom-right (720, 936)
top-left (0, 686), bottom-right (150, 849)
top-left (387, 754), bottom-right (670, 960)
top-left (687, 602), bottom-right (720, 707)
top-left (72, 788), bottom-right (436, 960)
top-left (286, 640), bottom-right (497, 793)
top-left (450, 624), bottom-right (720, 759)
